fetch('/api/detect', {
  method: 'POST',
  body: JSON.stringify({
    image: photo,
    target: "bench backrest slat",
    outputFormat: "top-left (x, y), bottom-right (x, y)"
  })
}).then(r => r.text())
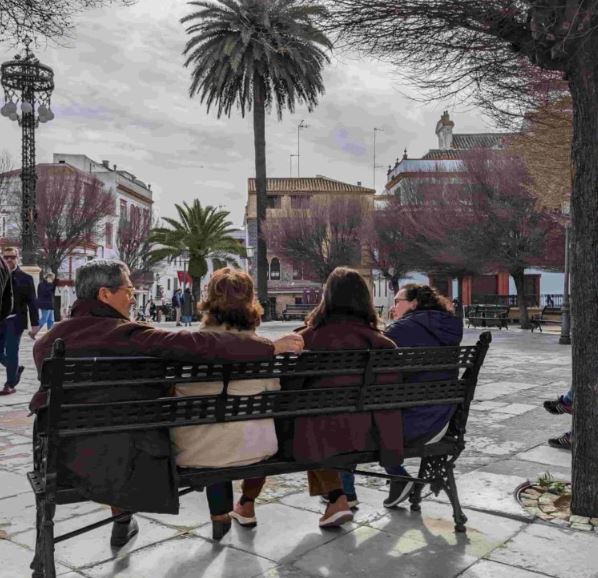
top-left (39, 334), bottom-right (492, 445)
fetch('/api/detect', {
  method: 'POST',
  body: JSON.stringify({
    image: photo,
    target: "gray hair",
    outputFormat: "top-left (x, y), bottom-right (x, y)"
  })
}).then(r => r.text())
top-left (76, 259), bottom-right (130, 300)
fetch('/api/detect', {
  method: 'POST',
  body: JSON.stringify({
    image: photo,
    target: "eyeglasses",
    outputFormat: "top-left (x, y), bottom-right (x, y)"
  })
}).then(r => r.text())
top-left (3, 255), bottom-right (17, 260)
top-left (112, 285), bottom-right (136, 297)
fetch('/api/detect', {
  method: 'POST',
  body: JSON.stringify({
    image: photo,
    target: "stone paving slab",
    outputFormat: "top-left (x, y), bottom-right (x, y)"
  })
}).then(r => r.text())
top-left (517, 446), bottom-right (573, 470)
top-left (12, 509), bottom-right (180, 569)
top-left (430, 472), bottom-right (531, 518)
top-left (84, 535), bottom-right (277, 578)
top-left (460, 559), bottom-right (558, 577)
top-left (0, 538), bottom-right (76, 577)
top-left (293, 499), bottom-right (525, 578)
top-left (193, 502), bottom-right (355, 564)
top-left (487, 524), bottom-right (598, 578)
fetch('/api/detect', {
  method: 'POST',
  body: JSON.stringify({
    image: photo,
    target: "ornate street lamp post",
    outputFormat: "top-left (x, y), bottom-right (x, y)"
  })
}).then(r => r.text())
top-left (1, 37), bottom-right (55, 266)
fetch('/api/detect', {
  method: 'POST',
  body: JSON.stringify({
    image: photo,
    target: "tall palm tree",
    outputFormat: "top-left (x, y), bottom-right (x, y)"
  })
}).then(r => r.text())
top-left (149, 200), bottom-right (246, 303)
top-left (181, 0), bottom-right (332, 316)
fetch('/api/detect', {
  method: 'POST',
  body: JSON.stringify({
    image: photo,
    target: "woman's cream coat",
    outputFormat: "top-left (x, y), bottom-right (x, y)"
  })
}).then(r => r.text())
top-left (171, 324), bottom-right (280, 468)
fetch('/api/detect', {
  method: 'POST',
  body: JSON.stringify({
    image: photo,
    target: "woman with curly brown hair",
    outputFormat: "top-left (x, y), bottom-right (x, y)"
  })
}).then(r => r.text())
top-left (171, 268), bottom-right (279, 539)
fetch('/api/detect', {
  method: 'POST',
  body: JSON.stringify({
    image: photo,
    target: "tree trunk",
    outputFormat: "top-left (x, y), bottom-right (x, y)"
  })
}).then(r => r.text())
top-left (511, 268), bottom-right (530, 329)
top-left (191, 276), bottom-right (202, 310)
top-left (568, 59), bottom-right (598, 517)
top-left (253, 75), bottom-right (270, 320)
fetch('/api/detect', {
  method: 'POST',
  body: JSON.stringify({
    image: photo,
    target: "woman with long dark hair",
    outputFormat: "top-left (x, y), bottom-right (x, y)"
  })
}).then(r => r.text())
top-left (292, 267), bottom-right (403, 527)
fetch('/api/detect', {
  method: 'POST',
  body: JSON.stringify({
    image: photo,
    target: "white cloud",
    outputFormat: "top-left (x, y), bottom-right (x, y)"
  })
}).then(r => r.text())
top-left (0, 0), bottom-right (491, 224)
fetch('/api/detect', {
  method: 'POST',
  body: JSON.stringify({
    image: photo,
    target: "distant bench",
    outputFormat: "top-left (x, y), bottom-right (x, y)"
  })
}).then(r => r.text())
top-left (281, 303), bottom-right (314, 321)
top-left (466, 305), bottom-right (510, 330)
top-left (29, 333), bottom-right (491, 578)
top-left (530, 306), bottom-right (562, 332)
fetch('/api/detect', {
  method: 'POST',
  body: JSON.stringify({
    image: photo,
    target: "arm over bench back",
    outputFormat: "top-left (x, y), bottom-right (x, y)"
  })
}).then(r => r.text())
top-left (38, 332), bottom-right (491, 442)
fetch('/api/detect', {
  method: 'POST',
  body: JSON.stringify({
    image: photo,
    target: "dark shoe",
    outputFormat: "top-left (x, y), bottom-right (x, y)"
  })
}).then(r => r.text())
top-left (230, 500), bottom-right (257, 527)
top-left (383, 478), bottom-right (415, 508)
top-left (548, 431), bottom-right (572, 450)
top-left (211, 514), bottom-right (232, 540)
top-left (543, 397), bottom-right (572, 415)
top-left (319, 495), bottom-right (353, 528)
top-left (110, 516), bottom-right (139, 547)
top-left (15, 365), bottom-right (24, 386)
top-left (0, 385), bottom-right (15, 396)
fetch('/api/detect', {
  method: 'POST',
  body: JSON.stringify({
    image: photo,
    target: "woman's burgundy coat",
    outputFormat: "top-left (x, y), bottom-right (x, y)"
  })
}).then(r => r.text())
top-left (291, 316), bottom-right (404, 467)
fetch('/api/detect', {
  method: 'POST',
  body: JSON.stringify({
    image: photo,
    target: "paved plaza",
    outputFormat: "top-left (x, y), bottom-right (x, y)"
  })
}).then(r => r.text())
top-left (1, 322), bottom-right (596, 577)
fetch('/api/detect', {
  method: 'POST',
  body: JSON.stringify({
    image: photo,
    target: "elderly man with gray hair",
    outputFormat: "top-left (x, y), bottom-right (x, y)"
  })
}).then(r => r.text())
top-left (31, 259), bottom-right (303, 547)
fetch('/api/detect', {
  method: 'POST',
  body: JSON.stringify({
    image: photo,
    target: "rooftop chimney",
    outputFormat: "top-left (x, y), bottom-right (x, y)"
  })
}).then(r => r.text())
top-left (357, 181), bottom-right (362, 186)
top-left (101, 160), bottom-right (110, 169)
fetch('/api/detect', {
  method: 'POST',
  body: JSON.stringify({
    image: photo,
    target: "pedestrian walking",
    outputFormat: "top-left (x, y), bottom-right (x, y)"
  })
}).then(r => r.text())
top-left (37, 273), bottom-right (57, 330)
top-left (172, 288), bottom-right (183, 326)
top-left (182, 287), bottom-right (195, 326)
top-left (0, 247), bottom-right (40, 395)
top-left (0, 256), bottom-right (13, 323)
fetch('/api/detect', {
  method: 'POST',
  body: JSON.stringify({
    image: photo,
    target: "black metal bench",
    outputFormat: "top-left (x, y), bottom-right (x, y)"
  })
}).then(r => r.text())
top-left (530, 306), bottom-right (562, 332)
top-left (281, 303), bottom-right (313, 321)
top-left (466, 305), bottom-right (510, 329)
top-left (29, 332), bottom-right (491, 578)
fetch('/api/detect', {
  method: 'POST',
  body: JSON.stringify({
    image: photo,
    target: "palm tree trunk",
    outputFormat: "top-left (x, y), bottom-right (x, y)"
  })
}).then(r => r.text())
top-left (253, 74), bottom-right (270, 319)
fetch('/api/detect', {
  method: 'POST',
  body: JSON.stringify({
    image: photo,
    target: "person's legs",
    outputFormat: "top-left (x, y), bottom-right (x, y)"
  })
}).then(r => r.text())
top-left (0, 320), bottom-right (7, 369)
top-left (308, 470), bottom-right (353, 528)
top-left (46, 309), bottom-right (55, 330)
top-left (3, 320), bottom-right (23, 389)
top-left (39, 309), bottom-right (50, 330)
top-left (338, 472), bottom-right (359, 507)
top-left (206, 481), bottom-right (234, 539)
top-left (230, 477), bottom-right (266, 527)
top-left (109, 506), bottom-right (138, 547)
top-left (544, 388), bottom-right (573, 415)
top-left (548, 431), bottom-right (572, 450)
top-left (383, 423), bottom-right (450, 508)
top-left (175, 307), bottom-right (181, 326)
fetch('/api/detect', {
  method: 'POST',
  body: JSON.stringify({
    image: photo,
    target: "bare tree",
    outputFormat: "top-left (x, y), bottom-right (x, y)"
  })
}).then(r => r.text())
top-left (508, 98), bottom-right (573, 210)
top-left (0, 0), bottom-right (136, 45)
top-left (116, 207), bottom-right (154, 279)
top-left (327, 0), bottom-right (598, 517)
top-left (263, 195), bottom-right (367, 283)
top-left (35, 165), bottom-right (114, 275)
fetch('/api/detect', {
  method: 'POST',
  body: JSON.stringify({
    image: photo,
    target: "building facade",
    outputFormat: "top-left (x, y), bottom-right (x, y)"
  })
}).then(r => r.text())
top-left (246, 176), bottom-right (374, 318)
top-left (378, 112), bottom-right (552, 307)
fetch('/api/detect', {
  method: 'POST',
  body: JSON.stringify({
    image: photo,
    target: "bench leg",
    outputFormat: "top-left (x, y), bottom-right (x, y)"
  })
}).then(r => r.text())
top-left (443, 464), bottom-right (467, 533)
top-left (41, 499), bottom-right (57, 578)
top-left (30, 496), bottom-right (45, 578)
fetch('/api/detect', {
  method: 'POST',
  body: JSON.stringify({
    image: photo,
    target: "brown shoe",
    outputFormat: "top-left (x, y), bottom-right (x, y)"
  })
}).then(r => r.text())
top-left (230, 500), bottom-right (257, 527)
top-left (319, 495), bottom-right (354, 528)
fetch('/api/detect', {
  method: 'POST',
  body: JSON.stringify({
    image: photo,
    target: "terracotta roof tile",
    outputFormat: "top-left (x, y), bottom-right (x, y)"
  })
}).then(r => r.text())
top-left (248, 177), bottom-right (374, 194)
top-left (451, 133), bottom-right (511, 149)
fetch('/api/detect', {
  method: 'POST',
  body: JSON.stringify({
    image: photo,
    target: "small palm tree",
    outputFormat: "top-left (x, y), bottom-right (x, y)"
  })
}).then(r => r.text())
top-left (181, 0), bottom-right (332, 315)
top-left (149, 200), bottom-right (246, 304)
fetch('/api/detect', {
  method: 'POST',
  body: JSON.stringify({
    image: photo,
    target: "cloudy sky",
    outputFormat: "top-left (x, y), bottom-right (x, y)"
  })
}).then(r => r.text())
top-left (0, 0), bottom-right (493, 225)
